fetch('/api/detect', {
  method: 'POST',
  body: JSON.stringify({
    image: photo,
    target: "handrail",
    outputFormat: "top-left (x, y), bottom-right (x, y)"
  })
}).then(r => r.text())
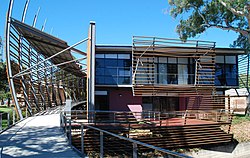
top-left (85, 124), bottom-right (190, 158)
top-left (60, 112), bottom-right (191, 158)
top-left (65, 109), bottom-right (234, 126)
top-left (133, 36), bottom-right (216, 49)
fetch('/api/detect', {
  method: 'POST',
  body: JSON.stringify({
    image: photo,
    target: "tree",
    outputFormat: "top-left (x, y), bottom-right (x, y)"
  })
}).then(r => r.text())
top-left (168, 0), bottom-right (250, 115)
top-left (168, 0), bottom-right (249, 49)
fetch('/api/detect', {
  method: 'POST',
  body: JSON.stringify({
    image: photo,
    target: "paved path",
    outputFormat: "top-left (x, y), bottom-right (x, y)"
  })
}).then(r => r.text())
top-left (0, 114), bottom-right (80, 158)
top-left (187, 141), bottom-right (250, 158)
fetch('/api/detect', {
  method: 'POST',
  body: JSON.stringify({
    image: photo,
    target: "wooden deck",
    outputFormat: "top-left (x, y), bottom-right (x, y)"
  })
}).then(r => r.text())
top-left (66, 110), bottom-right (233, 155)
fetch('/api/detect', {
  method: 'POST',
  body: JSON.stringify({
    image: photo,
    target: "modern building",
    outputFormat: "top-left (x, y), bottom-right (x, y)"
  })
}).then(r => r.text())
top-left (95, 36), bottom-right (246, 112)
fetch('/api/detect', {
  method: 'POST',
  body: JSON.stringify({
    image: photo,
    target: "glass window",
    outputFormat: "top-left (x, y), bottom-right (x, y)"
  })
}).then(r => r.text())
top-left (105, 54), bottom-right (117, 59)
top-left (168, 64), bottom-right (178, 84)
top-left (178, 65), bottom-right (188, 84)
top-left (159, 57), bottom-right (167, 63)
top-left (215, 64), bottom-right (225, 86)
top-left (118, 77), bottom-right (131, 84)
top-left (105, 76), bottom-right (117, 84)
top-left (168, 58), bottom-right (177, 64)
top-left (96, 68), bottom-right (105, 75)
top-left (225, 56), bottom-right (236, 64)
top-left (96, 59), bottom-right (105, 68)
top-left (96, 76), bottom-right (105, 84)
top-left (105, 59), bottom-right (117, 67)
top-left (216, 56), bottom-right (224, 63)
top-left (225, 64), bottom-right (237, 86)
top-left (96, 54), bottom-right (105, 58)
top-left (117, 59), bottom-right (131, 67)
top-left (95, 53), bottom-right (131, 85)
top-left (118, 54), bottom-right (130, 59)
top-left (105, 68), bottom-right (117, 76)
top-left (158, 64), bottom-right (167, 84)
top-left (178, 58), bottom-right (188, 64)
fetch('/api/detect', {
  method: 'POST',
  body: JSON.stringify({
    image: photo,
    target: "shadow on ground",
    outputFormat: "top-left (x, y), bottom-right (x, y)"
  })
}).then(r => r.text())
top-left (201, 139), bottom-right (239, 153)
top-left (0, 118), bottom-right (79, 158)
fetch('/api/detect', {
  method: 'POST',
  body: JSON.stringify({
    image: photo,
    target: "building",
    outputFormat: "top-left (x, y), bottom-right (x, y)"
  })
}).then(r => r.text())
top-left (95, 36), bottom-right (246, 112)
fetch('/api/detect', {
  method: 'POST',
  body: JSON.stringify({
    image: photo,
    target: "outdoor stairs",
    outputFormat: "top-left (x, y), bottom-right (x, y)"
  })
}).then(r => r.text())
top-left (134, 124), bottom-right (233, 149)
top-left (70, 122), bottom-right (233, 154)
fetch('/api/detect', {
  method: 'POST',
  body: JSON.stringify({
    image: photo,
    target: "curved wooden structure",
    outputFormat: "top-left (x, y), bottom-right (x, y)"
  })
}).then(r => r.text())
top-left (5, 0), bottom-right (87, 119)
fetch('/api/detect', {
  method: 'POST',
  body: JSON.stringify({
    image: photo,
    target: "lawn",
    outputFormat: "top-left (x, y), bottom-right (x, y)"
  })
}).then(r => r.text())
top-left (0, 106), bottom-right (14, 130)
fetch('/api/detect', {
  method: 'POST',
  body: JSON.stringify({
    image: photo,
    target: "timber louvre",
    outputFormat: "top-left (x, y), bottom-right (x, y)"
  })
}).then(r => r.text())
top-left (5, 0), bottom-right (88, 119)
top-left (132, 36), bottom-right (227, 110)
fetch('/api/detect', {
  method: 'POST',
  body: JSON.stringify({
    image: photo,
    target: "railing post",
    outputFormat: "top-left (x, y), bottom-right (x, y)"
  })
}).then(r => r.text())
top-left (12, 108), bottom-right (15, 124)
top-left (64, 115), bottom-right (67, 133)
top-left (69, 119), bottom-right (72, 145)
top-left (133, 143), bottom-right (138, 158)
top-left (0, 114), bottom-right (2, 131)
top-left (81, 124), bottom-right (85, 158)
top-left (100, 131), bottom-right (104, 158)
top-left (7, 113), bottom-right (10, 127)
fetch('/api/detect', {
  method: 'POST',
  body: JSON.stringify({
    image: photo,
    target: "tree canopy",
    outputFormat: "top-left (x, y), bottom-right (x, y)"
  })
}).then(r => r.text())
top-left (168, 0), bottom-right (249, 50)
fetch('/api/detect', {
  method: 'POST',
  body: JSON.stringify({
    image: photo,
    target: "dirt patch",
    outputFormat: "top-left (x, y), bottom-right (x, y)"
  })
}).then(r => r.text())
top-left (231, 120), bottom-right (250, 142)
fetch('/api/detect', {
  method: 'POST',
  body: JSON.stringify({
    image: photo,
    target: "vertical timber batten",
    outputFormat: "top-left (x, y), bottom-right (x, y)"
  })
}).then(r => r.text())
top-left (87, 22), bottom-right (96, 121)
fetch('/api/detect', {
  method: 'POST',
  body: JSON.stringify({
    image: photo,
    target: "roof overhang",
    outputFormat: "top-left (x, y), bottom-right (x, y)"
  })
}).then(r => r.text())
top-left (11, 18), bottom-right (86, 77)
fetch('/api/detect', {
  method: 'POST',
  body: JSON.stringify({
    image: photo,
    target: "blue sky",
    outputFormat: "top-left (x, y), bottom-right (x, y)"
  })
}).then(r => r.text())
top-left (0, 0), bottom-right (239, 54)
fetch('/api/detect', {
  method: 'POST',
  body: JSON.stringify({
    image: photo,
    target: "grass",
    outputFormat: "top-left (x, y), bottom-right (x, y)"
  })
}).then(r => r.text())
top-left (0, 106), bottom-right (14, 130)
top-left (232, 114), bottom-right (250, 124)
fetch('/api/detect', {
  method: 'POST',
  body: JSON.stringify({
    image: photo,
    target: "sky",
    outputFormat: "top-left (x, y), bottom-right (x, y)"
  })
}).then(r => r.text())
top-left (0, 0), bottom-right (240, 58)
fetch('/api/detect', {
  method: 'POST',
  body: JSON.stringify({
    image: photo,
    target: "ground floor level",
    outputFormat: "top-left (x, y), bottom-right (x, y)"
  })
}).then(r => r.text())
top-left (95, 87), bottom-right (228, 112)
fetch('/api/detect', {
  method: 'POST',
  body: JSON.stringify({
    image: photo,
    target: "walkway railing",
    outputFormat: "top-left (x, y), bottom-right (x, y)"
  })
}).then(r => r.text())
top-left (65, 109), bottom-right (233, 126)
top-left (0, 111), bottom-right (16, 132)
top-left (60, 112), bottom-right (191, 158)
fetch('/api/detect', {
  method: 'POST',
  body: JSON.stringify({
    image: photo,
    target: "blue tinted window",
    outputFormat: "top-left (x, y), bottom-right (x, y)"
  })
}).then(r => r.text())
top-left (96, 59), bottom-right (105, 68)
top-left (95, 53), bottom-right (131, 85)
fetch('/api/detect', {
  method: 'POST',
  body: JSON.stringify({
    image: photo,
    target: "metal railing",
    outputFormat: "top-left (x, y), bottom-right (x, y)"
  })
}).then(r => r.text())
top-left (60, 112), bottom-right (191, 158)
top-left (0, 110), bottom-right (16, 132)
top-left (65, 109), bottom-right (233, 126)
top-left (133, 36), bottom-right (216, 49)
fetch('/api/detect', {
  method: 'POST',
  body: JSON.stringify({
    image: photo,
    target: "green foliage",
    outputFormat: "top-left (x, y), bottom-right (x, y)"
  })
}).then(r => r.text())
top-left (168, 0), bottom-right (250, 49)
top-left (0, 62), bottom-right (8, 92)
top-left (232, 114), bottom-right (250, 124)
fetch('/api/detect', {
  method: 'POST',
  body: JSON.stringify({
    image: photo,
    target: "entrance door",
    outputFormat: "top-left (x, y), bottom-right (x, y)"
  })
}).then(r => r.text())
top-left (152, 97), bottom-right (179, 112)
top-left (95, 95), bottom-right (109, 110)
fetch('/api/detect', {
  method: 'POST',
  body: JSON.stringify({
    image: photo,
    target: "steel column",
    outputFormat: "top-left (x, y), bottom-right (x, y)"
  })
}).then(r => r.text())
top-left (87, 22), bottom-right (96, 121)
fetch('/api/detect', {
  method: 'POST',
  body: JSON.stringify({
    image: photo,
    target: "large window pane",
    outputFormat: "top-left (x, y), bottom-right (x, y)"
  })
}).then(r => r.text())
top-left (105, 76), bottom-right (117, 84)
top-left (96, 76), bottom-right (105, 84)
top-left (168, 64), bottom-right (178, 84)
top-left (96, 68), bottom-right (105, 75)
top-left (105, 59), bottom-right (117, 67)
top-left (225, 56), bottom-right (236, 64)
top-left (96, 59), bottom-right (105, 68)
top-left (105, 68), bottom-right (117, 76)
top-left (215, 64), bottom-right (225, 86)
top-left (216, 56), bottom-right (224, 63)
top-left (159, 64), bottom-right (167, 84)
top-left (178, 65), bottom-right (188, 84)
top-left (226, 64), bottom-right (237, 86)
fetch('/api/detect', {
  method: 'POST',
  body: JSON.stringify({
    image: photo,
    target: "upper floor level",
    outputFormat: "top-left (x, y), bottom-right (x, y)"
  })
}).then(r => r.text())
top-left (95, 45), bottom-right (245, 90)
